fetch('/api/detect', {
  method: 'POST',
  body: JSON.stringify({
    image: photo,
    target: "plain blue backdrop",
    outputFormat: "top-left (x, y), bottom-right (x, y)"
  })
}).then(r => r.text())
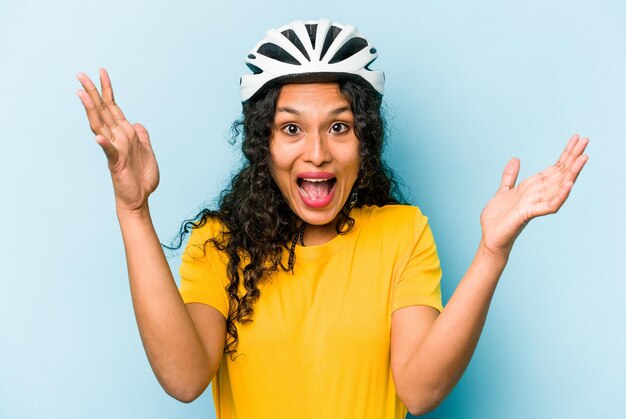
top-left (1, 1), bottom-right (624, 418)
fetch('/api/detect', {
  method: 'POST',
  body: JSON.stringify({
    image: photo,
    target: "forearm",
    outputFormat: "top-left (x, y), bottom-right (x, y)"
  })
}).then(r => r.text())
top-left (400, 135), bottom-right (588, 414)
top-left (117, 206), bottom-right (211, 401)
top-left (404, 241), bottom-right (509, 410)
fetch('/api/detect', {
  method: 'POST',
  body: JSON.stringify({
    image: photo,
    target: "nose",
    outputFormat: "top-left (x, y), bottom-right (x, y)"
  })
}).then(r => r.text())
top-left (303, 131), bottom-right (332, 166)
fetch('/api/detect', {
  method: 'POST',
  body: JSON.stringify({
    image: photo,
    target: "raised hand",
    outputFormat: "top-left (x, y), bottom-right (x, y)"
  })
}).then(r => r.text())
top-left (480, 134), bottom-right (589, 257)
top-left (77, 68), bottom-right (159, 214)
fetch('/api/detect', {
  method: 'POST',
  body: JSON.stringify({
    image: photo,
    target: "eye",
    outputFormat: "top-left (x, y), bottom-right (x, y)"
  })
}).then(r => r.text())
top-left (330, 123), bottom-right (349, 133)
top-left (282, 124), bottom-right (301, 135)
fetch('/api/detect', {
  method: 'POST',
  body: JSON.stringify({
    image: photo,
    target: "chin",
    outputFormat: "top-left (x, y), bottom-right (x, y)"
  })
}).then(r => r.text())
top-left (302, 213), bottom-right (338, 226)
top-left (294, 203), bottom-right (343, 227)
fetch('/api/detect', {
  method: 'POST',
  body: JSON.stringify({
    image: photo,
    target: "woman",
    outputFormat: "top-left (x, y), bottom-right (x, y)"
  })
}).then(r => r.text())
top-left (77, 19), bottom-right (588, 418)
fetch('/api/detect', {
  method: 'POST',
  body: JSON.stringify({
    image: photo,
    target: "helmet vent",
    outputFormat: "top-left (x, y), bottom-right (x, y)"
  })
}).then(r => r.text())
top-left (364, 57), bottom-right (377, 71)
top-left (320, 25), bottom-right (343, 60)
top-left (281, 29), bottom-right (311, 62)
top-left (246, 63), bottom-right (263, 75)
top-left (328, 37), bottom-right (368, 64)
top-left (305, 24), bottom-right (318, 48)
top-left (257, 43), bottom-right (301, 65)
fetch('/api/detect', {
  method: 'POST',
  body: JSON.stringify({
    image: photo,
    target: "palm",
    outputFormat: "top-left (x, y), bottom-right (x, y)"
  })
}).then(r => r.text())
top-left (480, 135), bottom-right (589, 256)
top-left (77, 69), bottom-right (159, 211)
top-left (106, 122), bottom-right (159, 210)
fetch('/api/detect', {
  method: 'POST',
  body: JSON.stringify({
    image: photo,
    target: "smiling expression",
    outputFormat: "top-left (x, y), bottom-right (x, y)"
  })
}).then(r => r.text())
top-left (269, 83), bottom-right (361, 227)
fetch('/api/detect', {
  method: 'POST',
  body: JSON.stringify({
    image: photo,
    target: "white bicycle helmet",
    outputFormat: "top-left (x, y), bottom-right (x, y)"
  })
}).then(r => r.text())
top-left (240, 19), bottom-right (385, 102)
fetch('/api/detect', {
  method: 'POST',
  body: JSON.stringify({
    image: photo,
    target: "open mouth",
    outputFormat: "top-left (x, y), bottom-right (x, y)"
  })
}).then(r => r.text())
top-left (297, 177), bottom-right (337, 201)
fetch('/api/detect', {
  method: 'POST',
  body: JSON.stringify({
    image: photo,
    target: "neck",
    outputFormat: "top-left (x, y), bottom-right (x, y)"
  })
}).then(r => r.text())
top-left (301, 221), bottom-right (339, 246)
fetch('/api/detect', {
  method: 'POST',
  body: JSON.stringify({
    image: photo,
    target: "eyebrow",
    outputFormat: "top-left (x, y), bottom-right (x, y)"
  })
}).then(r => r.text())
top-left (276, 106), bottom-right (351, 116)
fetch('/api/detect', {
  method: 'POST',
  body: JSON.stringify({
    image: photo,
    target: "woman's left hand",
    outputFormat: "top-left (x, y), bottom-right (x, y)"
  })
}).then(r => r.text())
top-left (480, 134), bottom-right (589, 258)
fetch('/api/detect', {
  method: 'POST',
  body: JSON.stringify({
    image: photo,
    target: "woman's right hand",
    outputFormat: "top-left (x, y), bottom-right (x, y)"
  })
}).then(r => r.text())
top-left (77, 68), bottom-right (159, 214)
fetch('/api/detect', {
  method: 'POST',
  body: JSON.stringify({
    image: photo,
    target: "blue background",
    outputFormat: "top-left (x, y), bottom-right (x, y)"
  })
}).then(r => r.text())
top-left (1, 1), bottom-right (624, 418)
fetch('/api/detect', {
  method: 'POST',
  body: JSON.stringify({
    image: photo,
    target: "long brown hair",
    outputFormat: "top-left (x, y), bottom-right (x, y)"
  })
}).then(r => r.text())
top-left (167, 79), bottom-right (404, 356)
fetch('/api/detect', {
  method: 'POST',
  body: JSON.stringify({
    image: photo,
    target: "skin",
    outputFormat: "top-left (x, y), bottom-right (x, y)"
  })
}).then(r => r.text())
top-left (77, 69), bottom-right (224, 403)
top-left (77, 68), bottom-right (589, 411)
top-left (269, 83), bottom-right (360, 245)
top-left (391, 137), bottom-right (589, 414)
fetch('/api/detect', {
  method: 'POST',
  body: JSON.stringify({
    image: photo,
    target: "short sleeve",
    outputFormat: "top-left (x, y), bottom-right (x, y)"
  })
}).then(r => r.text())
top-left (392, 213), bottom-right (444, 313)
top-left (178, 221), bottom-right (230, 319)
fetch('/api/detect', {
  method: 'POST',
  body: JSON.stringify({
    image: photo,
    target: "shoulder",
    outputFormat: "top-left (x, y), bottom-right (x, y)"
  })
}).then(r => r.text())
top-left (351, 205), bottom-right (439, 272)
top-left (188, 216), bottom-right (226, 242)
top-left (357, 204), bottom-right (429, 238)
top-left (184, 216), bottom-right (228, 260)
top-left (361, 204), bottom-right (426, 219)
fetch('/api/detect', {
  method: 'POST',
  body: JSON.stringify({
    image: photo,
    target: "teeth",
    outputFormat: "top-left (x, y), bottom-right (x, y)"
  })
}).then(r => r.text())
top-left (302, 178), bottom-right (330, 182)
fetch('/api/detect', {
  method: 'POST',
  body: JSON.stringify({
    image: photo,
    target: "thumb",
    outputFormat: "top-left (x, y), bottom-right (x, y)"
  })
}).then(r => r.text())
top-left (133, 123), bottom-right (150, 145)
top-left (499, 157), bottom-right (520, 190)
top-left (95, 135), bottom-right (119, 166)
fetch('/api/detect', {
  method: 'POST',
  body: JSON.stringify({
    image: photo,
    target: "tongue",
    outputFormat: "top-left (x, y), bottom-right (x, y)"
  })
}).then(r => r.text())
top-left (301, 180), bottom-right (332, 200)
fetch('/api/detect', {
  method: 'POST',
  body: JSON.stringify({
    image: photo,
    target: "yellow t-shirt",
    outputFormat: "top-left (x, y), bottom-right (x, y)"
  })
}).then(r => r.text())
top-left (179, 204), bottom-right (443, 418)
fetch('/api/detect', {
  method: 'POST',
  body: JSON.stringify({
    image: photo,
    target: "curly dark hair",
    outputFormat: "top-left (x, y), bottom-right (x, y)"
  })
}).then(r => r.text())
top-left (167, 79), bottom-right (404, 356)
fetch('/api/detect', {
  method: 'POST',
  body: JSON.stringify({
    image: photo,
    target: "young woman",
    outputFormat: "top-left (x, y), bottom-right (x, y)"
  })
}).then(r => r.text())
top-left (77, 19), bottom-right (589, 419)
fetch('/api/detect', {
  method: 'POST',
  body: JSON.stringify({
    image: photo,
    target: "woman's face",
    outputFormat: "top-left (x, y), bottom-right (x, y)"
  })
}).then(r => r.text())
top-left (269, 83), bottom-right (360, 227)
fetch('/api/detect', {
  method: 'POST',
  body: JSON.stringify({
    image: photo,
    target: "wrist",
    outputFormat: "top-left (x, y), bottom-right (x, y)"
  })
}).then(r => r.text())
top-left (477, 239), bottom-right (511, 265)
top-left (116, 202), bottom-right (152, 225)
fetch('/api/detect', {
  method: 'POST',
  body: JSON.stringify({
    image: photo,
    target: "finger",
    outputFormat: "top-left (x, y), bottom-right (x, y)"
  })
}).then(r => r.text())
top-left (567, 153), bottom-right (589, 183)
top-left (133, 123), bottom-right (151, 146)
top-left (564, 137), bottom-right (589, 168)
top-left (566, 137), bottom-right (589, 167)
top-left (77, 89), bottom-right (113, 139)
top-left (77, 72), bottom-right (104, 109)
top-left (527, 152), bottom-right (587, 203)
top-left (77, 72), bottom-right (115, 127)
top-left (499, 158), bottom-right (520, 191)
top-left (99, 68), bottom-right (126, 122)
top-left (556, 134), bottom-right (580, 166)
top-left (95, 134), bottom-right (120, 166)
top-left (560, 136), bottom-right (589, 169)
